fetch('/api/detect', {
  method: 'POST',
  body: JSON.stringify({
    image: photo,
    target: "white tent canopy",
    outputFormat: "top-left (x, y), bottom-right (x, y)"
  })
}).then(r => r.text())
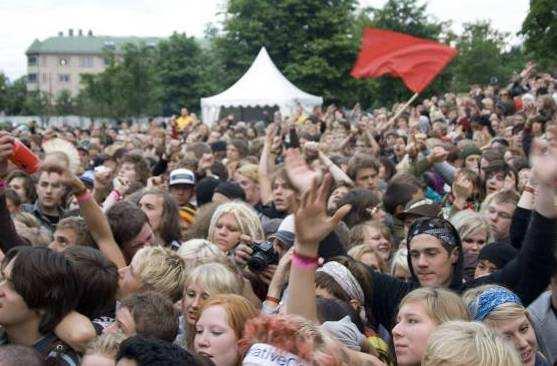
top-left (201, 47), bottom-right (323, 125)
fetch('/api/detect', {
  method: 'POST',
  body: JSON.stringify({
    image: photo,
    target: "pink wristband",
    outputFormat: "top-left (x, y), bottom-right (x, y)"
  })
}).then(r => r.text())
top-left (0, 180), bottom-right (6, 190)
top-left (110, 190), bottom-right (123, 201)
top-left (76, 190), bottom-right (92, 203)
top-left (292, 252), bottom-right (318, 270)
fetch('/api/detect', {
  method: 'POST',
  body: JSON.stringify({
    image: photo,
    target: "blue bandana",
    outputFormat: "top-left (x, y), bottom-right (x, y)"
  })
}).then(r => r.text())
top-left (469, 287), bottom-right (522, 321)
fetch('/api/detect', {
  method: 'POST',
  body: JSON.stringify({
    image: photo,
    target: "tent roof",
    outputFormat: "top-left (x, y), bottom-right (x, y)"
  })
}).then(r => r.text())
top-left (201, 47), bottom-right (322, 107)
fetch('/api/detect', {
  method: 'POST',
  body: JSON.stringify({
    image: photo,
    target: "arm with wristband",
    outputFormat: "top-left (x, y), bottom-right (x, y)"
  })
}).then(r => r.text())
top-left (62, 168), bottom-right (126, 269)
top-left (286, 173), bottom-right (351, 322)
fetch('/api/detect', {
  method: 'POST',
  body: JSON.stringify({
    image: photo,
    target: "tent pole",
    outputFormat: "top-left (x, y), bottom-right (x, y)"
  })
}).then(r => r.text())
top-left (387, 92), bottom-right (419, 125)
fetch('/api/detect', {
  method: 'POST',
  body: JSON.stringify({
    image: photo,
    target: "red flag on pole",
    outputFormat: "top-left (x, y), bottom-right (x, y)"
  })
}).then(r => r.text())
top-left (351, 28), bottom-right (457, 93)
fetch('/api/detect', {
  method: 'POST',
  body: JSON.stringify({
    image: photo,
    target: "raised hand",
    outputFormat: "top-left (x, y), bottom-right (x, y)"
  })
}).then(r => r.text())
top-left (531, 125), bottom-right (557, 189)
top-left (0, 132), bottom-right (14, 178)
top-left (293, 174), bottom-right (351, 256)
top-left (284, 148), bottom-right (322, 193)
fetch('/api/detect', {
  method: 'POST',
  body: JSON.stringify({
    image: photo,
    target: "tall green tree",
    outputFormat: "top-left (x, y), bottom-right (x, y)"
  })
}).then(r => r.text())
top-left (54, 89), bottom-right (74, 115)
top-left (156, 32), bottom-right (215, 115)
top-left (450, 21), bottom-right (521, 91)
top-left (214, 0), bottom-right (362, 105)
top-left (520, 0), bottom-right (557, 69)
top-left (117, 43), bottom-right (161, 117)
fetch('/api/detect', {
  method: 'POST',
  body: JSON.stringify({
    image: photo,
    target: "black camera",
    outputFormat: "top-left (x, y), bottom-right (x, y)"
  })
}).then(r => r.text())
top-left (247, 241), bottom-right (279, 272)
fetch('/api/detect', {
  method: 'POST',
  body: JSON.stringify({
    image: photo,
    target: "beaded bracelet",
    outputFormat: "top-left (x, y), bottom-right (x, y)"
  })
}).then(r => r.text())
top-left (265, 296), bottom-right (280, 304)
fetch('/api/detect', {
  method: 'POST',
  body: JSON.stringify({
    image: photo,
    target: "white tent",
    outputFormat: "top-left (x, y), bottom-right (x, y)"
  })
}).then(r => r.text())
top-left (201, 47), bottom-right (323, 124)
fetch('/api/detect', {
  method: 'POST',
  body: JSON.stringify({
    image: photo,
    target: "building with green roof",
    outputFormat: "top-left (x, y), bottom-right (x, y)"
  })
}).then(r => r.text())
top-left (26, 29), bottom-right (161, 98)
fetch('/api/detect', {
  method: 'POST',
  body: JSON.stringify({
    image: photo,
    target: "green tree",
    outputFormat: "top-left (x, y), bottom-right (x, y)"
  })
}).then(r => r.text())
top-left (214, 0), bottom-right (362, 105)
top-left (23, 90), bottom-right (52, 123)
top-left (450, 21), bottom-right (521, 91)
top-left (156, 32), bottom-right (214, 115)
top-left (79, 45), bottom-right (161, 118)
top-left (520, 0), bottom-right (557, 69)
top-left (54, 89), bottom-right (74, 115)
top-left (117, 43), bottom-right (161, 117)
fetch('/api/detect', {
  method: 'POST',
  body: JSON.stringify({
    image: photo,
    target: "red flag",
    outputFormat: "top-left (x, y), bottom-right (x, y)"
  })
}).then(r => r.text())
top-left (351, 28), bottom-right (457, 93)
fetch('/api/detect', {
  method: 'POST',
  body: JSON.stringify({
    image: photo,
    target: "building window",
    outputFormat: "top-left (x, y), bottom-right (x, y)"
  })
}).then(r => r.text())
top-left (27, 73), bottom-right (37, 83)
top-left (42, 73), bottom-right (48, 82)
top-left (28, 56), bottom-right (37, 66)
top-left (58, 74), bottom-right (70, 82)
top-left (59, 58), bottom-right (69, 66)
top-left (80, 56), bottom-right (94, 68)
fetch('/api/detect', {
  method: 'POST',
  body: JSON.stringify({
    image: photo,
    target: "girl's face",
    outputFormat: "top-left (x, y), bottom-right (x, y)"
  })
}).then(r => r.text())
top-left (461, 228), bottom-right (488, 255)
top-left (194, 305), bottom-right (239, 366)
top-left (212, 213), bottom-right (242, 253)
top-left (364, 226), bottom-right (392, 262)
top-left (392, 301), bottom-right (438, 366)
top-left (491, 315), bottom-right (537, 366)
top-left (182, 282), bottom-right (210, 325)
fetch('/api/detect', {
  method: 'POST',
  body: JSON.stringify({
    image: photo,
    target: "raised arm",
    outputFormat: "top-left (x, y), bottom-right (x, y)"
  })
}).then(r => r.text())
top-left (63, 170), bottom-right (126, 268)
top-left (286, 174), bottom-right (351, 322)
top-left (259, 124), bottom-right (278, 205)
top-left (0, 133), bottom-right (29, 252)
top-left (486, 128), bottom-right (557, 305)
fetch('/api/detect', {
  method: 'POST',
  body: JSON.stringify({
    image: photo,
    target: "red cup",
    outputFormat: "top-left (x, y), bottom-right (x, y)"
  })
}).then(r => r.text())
top-left (9, 140), bottom-right (40, 175)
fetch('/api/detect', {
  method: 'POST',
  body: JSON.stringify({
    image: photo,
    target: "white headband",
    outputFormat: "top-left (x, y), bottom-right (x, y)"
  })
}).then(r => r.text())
top-left (242, 343), bottom-right (307, 366)
top-left (317, 261), bottom-right (365, 304)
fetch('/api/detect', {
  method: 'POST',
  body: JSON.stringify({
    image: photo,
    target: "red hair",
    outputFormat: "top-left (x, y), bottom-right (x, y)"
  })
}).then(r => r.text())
top-left (239, 314), bottom-right (345, 366)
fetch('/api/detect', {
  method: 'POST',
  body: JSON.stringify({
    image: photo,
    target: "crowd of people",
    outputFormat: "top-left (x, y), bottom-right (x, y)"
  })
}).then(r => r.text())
top-left (0, 60), bottom-right (555, 366)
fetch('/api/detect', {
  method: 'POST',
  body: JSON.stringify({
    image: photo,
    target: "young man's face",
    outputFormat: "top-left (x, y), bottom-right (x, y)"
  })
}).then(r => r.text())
top-left (464, 155), bottom-right (480, 174)
top-left (49, 227), bottom-right (78, 252)
top-left (355, 167), bottom-right (379, 191)
top-left (117, 163), bottom-right (138, 184)
top-left (0, 259), bottom-right (38, 330)
top-left (8, 177), bottom-right (28, 203)
top-left (36, 172), bottom-right (65, 210)
top-left (138, 194), bottom-right (165, 233)
top-left (272, 178), bottom-right (295, 213)
top-left (408, 234), bottom-right (458, 287)
top-left (169, 184), bottom-right (194, 206)
top-left (122, 223), bottom-right (155, 264)
top-left (485, 171), bottom-right (506, 195)
top-left (485, 201), bottom-right (514, 240)
top-left (474, 259), bottom-right (498, 279)
top-left (105, 306), bottom-right (136, 337)
top-left (234, 173), bottom-right (260, 206)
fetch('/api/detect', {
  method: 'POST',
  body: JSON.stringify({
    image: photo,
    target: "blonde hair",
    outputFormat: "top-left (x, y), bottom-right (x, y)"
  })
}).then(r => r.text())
top-left (450, 210), bottom-right (490, 242)
top-left (236, 163), bottom-right (260, 184)
top-left (85, 331), bottom-right (127, 359)
top-left (347, 244), bottom-right (387, 273)
top-left (184, 262), bottom-right (243, 296)
top-left (399, 287), bottom-right (470, 325)
top-left (177, 239), bottom-right (225, 263)
top-left (462, 285), bottom-right (528, 327)
top-left (133, 246), bottom-right (187, 302)
top-left (390, 246), bottom-right (409, 276)
top-left (423, 321), bottom-right (521, 366)
top-left (208, 202), bottom-right (264, 246)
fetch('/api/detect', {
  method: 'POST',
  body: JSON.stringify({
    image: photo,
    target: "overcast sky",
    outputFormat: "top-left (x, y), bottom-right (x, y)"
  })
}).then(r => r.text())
top-left (0, 0), bottom-right (529, 82)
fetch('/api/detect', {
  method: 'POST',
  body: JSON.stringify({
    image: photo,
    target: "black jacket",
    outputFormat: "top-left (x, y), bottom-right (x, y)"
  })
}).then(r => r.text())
top-left (368, 210), bottom-right (556, 330)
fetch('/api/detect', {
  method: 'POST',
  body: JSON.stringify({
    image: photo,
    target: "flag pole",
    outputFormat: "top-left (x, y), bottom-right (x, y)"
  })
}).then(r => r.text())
top-left (387, 92), bottom-right (419, 125)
